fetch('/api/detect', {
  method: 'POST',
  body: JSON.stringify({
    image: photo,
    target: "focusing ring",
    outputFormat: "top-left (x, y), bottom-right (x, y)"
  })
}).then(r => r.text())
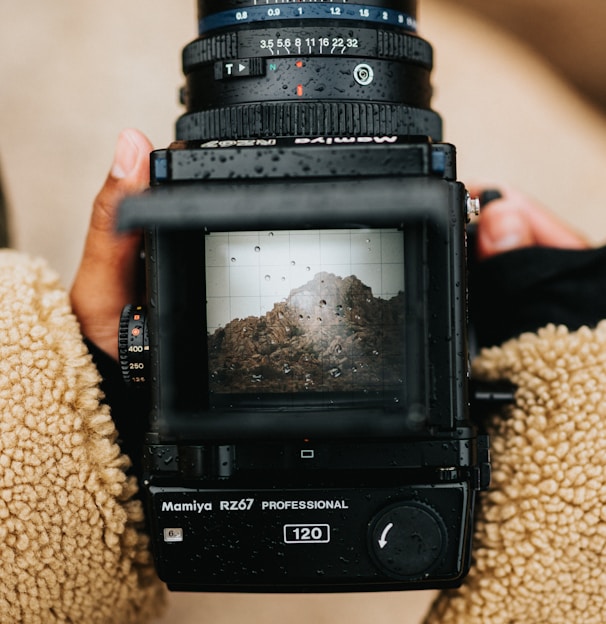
top-left (197, 3), bottom-right (417, 35)
top-left (176, 102), bottom-right (442, 142)
top-left (199, 0), bottom-right (418, 18)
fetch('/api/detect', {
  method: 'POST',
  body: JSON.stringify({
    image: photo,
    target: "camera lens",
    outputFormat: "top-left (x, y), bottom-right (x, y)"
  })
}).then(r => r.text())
top-left (177, 0), bottom-right (442, 141)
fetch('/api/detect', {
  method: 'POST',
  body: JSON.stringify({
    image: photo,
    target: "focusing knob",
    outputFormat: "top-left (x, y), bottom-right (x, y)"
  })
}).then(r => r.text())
top-left (118, 304), bottom-right (150, 387)
top-left (369, 501), bottom-right (446, 580)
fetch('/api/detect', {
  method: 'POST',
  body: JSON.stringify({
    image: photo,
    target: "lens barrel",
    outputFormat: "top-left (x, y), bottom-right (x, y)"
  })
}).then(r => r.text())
top-left (177, 0), bottom-right (442, 141)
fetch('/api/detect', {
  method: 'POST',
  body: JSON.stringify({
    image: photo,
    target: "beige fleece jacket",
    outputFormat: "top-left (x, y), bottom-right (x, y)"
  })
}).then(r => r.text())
top-left (425, 323), bottom-right (606, 623)
top-left (0, 250), bottom-right (166, 623)
top-left (3, 249), bottom-right (606, 623)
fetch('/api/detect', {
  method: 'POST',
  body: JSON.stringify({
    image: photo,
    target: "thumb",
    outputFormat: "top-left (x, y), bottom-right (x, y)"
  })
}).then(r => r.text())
top-left (475, 199), bottom-right (535, 261)
top-left (70, 128), bottom-right (153, 359)
top-left (474, 186), bottom-right (589, 261)
top-left (89, 128), bottom-right (153, 243)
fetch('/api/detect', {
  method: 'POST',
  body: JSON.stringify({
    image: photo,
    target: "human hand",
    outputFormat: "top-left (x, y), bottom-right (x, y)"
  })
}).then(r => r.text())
top-left (471, 183), bottom-right (589, 260)
top-left (70, 129), bottom-right (153, 360)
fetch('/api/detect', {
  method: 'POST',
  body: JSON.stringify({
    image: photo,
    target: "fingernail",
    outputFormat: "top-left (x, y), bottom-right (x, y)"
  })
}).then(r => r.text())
top-left (485, 206), bottom-right (529, 252)
top-left (110, 130), bottom-right (139, 179)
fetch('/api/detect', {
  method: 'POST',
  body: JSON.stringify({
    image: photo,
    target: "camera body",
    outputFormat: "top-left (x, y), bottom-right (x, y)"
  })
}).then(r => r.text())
top-left (118, 0), bottom-right (490, 592)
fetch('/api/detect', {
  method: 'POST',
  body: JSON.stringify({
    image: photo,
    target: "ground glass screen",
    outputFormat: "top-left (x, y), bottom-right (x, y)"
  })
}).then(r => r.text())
top-left (205, 229), bottom-right (406, 399)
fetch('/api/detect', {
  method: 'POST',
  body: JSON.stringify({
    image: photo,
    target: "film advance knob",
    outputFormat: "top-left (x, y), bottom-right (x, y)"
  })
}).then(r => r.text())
top-left (369, 502), bottom-right (446, 579)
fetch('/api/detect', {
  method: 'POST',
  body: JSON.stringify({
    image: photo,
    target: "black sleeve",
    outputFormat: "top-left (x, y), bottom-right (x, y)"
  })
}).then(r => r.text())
top-left (468, 237), bottom-right (606, 349)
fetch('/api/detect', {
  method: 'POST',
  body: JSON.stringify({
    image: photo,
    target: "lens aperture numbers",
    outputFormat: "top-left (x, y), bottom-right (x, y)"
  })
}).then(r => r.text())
top-left (258, 33), bottom-right (360, 56)
top-left (182, 28), bottom-right (433, 70)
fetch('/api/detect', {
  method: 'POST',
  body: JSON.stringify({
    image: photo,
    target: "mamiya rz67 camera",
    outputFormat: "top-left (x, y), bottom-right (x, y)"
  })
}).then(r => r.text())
top-left (118, 0), bottom-right (491, 592)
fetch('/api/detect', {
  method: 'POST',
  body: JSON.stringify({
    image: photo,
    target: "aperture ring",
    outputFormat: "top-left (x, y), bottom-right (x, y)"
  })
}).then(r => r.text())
top-left (183, 32), bottom-right (239, 67)
top-left (176, 102), bottom-right (442, 142)
top-left (183, 28), bottom-right (431, 71)
top-left (377, 29), bottom-right (431, 63)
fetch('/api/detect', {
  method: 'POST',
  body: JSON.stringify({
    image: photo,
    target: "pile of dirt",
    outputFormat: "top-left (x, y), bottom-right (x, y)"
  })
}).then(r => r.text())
top-left (208, 272), bottom-right (404, 394)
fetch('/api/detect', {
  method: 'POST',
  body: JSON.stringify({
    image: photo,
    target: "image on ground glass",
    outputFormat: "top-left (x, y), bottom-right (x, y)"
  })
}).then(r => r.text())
top-left (205, 229), bottom-right (406, 395)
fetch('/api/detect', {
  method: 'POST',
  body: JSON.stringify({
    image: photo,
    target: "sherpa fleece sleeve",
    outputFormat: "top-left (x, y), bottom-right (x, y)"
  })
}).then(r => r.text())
top-left (0, 250), bottom-right (166, 623)
top-left (423, 322), bottom-right (606, 624)
top-left (84, 337), bottom-right (147, 489)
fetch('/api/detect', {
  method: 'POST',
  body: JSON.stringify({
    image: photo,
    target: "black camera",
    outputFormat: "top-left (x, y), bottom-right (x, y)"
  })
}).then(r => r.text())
top-left (117, 0), bottom-right (491, 593)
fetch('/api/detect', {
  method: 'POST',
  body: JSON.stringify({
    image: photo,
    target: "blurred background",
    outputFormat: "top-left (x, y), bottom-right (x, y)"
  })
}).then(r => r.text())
top-left (1, 0), bottom-right (606, 289)
top-left (1, 0), bottom-right (606, 622)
